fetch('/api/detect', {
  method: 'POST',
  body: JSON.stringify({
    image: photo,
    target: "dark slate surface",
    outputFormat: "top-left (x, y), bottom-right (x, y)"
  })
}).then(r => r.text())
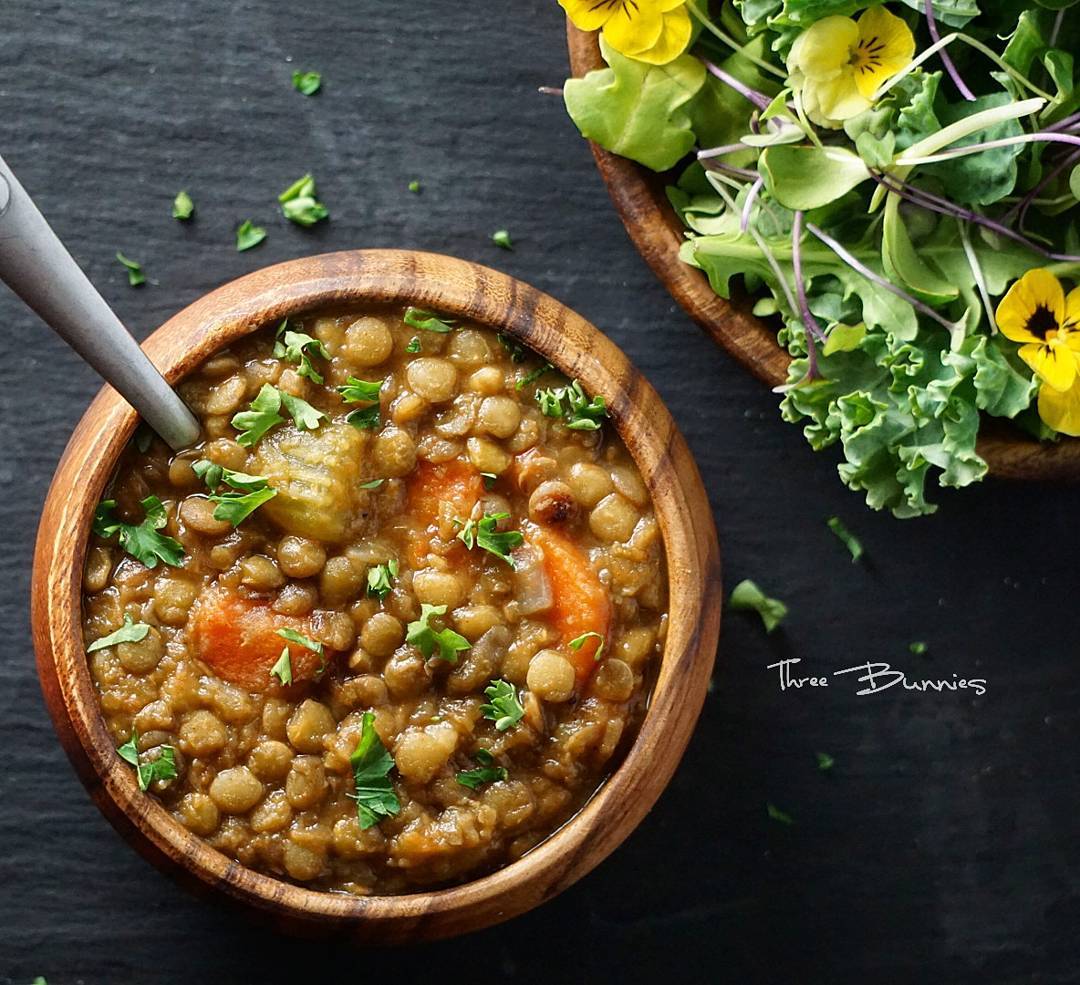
top-left (1, 2), bottom-right (1078, 983)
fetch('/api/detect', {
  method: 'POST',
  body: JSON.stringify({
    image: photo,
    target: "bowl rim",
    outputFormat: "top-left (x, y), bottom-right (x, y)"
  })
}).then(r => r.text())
top-left (31, 249), bottom-right (722, 941)
top-left (564, 23), bottom-right (1080, 483)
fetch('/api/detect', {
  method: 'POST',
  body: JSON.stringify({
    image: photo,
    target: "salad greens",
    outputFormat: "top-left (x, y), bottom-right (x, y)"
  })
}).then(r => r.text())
top-left (563, 1), bottom-right (1080, 515)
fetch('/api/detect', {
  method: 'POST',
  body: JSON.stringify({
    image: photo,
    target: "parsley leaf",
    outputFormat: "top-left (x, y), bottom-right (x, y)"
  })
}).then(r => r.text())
top-left (826, 516), bottom-right (863, 562)
top-left (279, 391), bottom-right (325, 430)
top-left (269, 647), bottom-right (292, 685)
top-left (492, 229), bottom-right (513, 250)
top-left (172, 190), bottom-right (194, 220)
top-left (348, 711), bottom-right (400, 829)
top-left (405, 336), bottom-right (421, 353)
top-left (569, 631), bottom-right (605, 661)
top-left (408, 179), bottom-right (421, 193)
top-left (534, 379), bottom-right (608, 430)
top-left (516, 361), bottom-right (554, 391)
top-left (276, 628), bottom-right (324, 659)
top-left (117, 730), bottom-right (140, 767)
top-left (193, 459), bottom-right (278, 525)
top-left (481, 679), bottom-right (525, 732)
top-left (118, 731), bottom-right (178, 791)
top-left (473, 748), bottom-right (495, 766)
top-left (729, 579), bottom-right (787, 634)
top-left (481, 472), bottom-right (497, 490)
top-left (767, 802), bottom-right (794, 826)
top-left (292, 69), bottom-right (322, 96)
top-left (273, 320), bottom-right (329, 383)
top-left (93, 496), bottom-right (184, 568)
top-left (87, 613), bottom-right (150, 653)
top-left (359, 478), bottom-right (385, 490)
top-left (367, 559), bottom-right (399, 600)
top-left (278, 173), bottom-right (329, 227)
top-left (403, 306), bottom-right (455, 333)
top-left (406, 603), bottom-right (470, 663)
top-left (231, 384), bottom-right (285, 447)
top-left (457, 764), bottom-right (508, 790)
top-left (115, 251), bottom-right (146, 287)
top-left (338, 376), bottom-right (382, 430)
top-left (909, 641), bottom-right (928, 655)
top-left (815, 752), bottom-right (835, 772)
top-left (455, 513), bottom-right (524, 567)
top-left (236, 219), bottom-right (267, 252)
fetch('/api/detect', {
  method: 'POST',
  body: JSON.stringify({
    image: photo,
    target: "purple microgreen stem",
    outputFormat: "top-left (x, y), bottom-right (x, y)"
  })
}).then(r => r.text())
top-left (698, 143), bottom-right (752, 160)
top-left (791, 212), bottom-right (826, 344)
top-left (741, 177), bottom-right (764, 232)
top-left (537, 86), bottom-right (564, 97)
top-left (898, 131), bottom-right (1080, 167)
top-left (701, 159), bottom-right (759, 181)
top-left (702, 60), bottom-right (772, 112)
top-left (958, 222), bottom-right (995, 336)
top-left (924, 0), bottom-right (974, 101)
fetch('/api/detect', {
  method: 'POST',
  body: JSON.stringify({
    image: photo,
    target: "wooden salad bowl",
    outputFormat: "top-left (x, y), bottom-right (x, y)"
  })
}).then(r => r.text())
top-left (566, 24), bottom-right (1080, 481)
top-left (30, 249), bottom-right (721, 941)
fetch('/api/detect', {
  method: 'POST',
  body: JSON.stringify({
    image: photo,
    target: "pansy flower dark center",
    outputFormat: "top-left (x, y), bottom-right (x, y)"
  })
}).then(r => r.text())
top-left (1027, 304), bottom-right (1059, 340)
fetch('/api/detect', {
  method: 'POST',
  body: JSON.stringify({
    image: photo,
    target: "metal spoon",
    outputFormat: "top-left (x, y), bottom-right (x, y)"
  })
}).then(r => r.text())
top-left (0, 153), bottom-right (199, 450)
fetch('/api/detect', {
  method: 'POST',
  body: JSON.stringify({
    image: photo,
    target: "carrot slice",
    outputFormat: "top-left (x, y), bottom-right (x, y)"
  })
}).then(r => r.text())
top-left (406, 460), bottom-right (484, 567)
top-left (190, 585), bottom-right (327, 690)
top-left (528, 523), bottom-right (612, 683)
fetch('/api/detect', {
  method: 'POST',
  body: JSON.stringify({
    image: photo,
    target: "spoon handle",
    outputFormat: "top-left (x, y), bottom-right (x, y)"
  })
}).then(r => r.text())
top-left (0, 154), bottom-right (199, 450)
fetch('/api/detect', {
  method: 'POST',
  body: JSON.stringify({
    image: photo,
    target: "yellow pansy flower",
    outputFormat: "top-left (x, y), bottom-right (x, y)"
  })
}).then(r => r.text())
top-left (995, 268), bottom-right (1080, 393)
top-left (1038, 382), bottom-right (1080, 436)
top-left (786, 6), bottom-right (915, 129)
top-left (561, 0), bottom-right (692, 65)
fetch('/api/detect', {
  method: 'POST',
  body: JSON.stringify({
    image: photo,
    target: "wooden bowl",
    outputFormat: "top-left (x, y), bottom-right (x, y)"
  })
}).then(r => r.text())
top-left (31, 250), bottom-right (721, 941)
top-left (566, 24), bottom-right (1080, 481)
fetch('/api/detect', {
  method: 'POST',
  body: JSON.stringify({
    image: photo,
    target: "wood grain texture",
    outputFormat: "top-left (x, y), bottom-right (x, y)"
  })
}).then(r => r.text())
top-left (565, 23), bottom-right (1080, 482)
top-left (30, 249), bottom-right (721, 942)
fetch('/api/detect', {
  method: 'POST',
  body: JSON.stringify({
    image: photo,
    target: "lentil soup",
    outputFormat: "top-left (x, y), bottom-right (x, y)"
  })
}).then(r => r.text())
top-left (82, 306), bottom-right (668, 894)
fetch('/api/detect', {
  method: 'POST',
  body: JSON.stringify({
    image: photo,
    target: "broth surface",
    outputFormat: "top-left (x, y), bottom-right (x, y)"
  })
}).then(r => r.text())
top-left (83, 307), bottom-right (667, 894)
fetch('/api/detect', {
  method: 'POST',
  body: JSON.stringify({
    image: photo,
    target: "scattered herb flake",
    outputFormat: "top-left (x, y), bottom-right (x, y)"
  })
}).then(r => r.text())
top-left (403, 306), bottom-right (455, 334)
top-left (348, 711), bottom-right (400, 829)
top-left (93, 496), bottom-right (184, 569)
top-left (909, 641), bottom-right (928, 655)
top-left (292, 69), bottom-right (322, 96)
top-left (269, 647), bottom-right (292, 685)
top-left (236, 219), bottom-right (267, 252)
top-left (231, 384), bottom-right (285, 447)
top-left (815, 752), bottom-right (835, 772)
top-left (826, 516), bottom-right (863, 562)
top-left (367, 559), bottom-right (399, 600)
top-left (481, 679), bottom-right (525, 732)
top-left (118, 731), bottom-right (177, 792)
top-left (516, 361), bottom-right (554, 391)
top-left (273, 320), bottom-right (330, 383)
top-left (492, 229), bottom-right (513, 250)
top-left (278, 173), bottom-right (328, 227)
top-left (481, 471), bottom-right (497, 490)
top-left (117, 730), bottom-right (140, 767)
top-left (276, 627), bottom-right (324, 659)
top-left (455, 513), bottom-right (524, 567)
top-left (280, 390), bottom-right (326, 431)
top-left (729, 579), bottom-right (787, 634)
top-left (338, 376), bottom-right (381, 430)
top-left (767, 802), bottom-right (794, 826)
top-left (473, 748), bottom-right (495, 766)
top-left (115, 251), bottom-right (146, 287)
top-left (406, 603), bottom-right (471, 663)
top-left (87, 614), bottom-right (150, 653)
top-left (457, 765), bottom-right (508, 790)
top-left (569, 631), bottom-right (605, 661)
top-left (194, 460), bottom-right (277, 525)
top-left (359, 478), bottom-right (385, 490)
top-left (408, 179), bottom-right (421, 193)
top-left (405, 336), bottom-right (421, 353)
top-left (498, 333), bottom-right (528, 363)
top-left (172, 190), bottom-right (194, 220)
top-left (534, 379), bottom-right (607, 429)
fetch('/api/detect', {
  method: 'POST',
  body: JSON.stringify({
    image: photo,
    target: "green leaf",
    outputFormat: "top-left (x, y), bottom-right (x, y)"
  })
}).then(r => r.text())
top-left (492, 229), bottom-right (513, 250)
top-left (456, 765), bottom-right (508, 790)
top-left (172, 190), bottom-right (194, 220)
top-left (815, 751), bottom-right (835, 772)
top-left (231, 384), bottom-right (284, 447)
top-left (346, 405), bottom-right (381, 430)
top-left (195, 460), bottom-right (277, 524)
top-left (515, 361), bottom-right (554, 391)
top-left (337, 377), bottom-right (382, 402)
top-left (569, 631), bottom-right (606, 661)
top-left (236, 220), bottom-right (267, 251)
top-left (278, 174), bottom-right (329, 226)
top-left (455, 513), bottom-right (524, 567)
top-left (881, 194), bottom-right (959, 305)
top-left (209, 485), bottom-right (277, 525)
top-left (117, 730), bottom-right (140, 767)
top-left (896, 0), bottom-right (980, 26)
top-left (909, 641), bottom-right (928, 654)
top-left (759, 146), bottom-right (869, 211)
top-left (280, 391), bottom-right (325, 431)
top-left (367, 559), bottom-right (399, 600)
top-left (729, 579), bottom-right (787, 633)
top-left (348, 711), bottom-right (400, 829)
top-left (480, 679), bottom-right (524, 732)
top-left (276, 627), bottom-right (324, 659)
top-left (292, 69), bottom-right (321, 96)
top-left (533, 379), bottom-right (608, 429)
top-left (826, 516), bottom-right (863, 562)
top-left (87, 613), bottom-right (150, 652)
top-left (269, 647), bottom-right (292, 685)
top-left (408, 179), bottom-right (421, 193)
top-left (93, 496), bottom-right (184, 568)
top-left (766, 801), bottom-right (794, 825)
top-left (406, 603), bottom-right (471, 663)
top-left (115, 251), bottom-right (146, 287)
top-left (136, 745), bottom-right (177, 791)
top-left (823, 323), bottom-right (866, 355)
top-left (563, 38), bottom-right (706, 172)
top-left (403, 306), bottom-right (455, 333)
top-left (405, 336), bottom-right (421, 353)
top-left (273, 323), bottom-right (329, 382)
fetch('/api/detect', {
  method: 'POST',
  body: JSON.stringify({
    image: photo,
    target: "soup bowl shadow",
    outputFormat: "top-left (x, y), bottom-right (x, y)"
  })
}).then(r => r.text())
top-left (31, 249), bottom-right (721, 941)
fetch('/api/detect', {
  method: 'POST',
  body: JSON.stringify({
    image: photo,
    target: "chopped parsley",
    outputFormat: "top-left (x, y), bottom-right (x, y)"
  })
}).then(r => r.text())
top-left (457, 763), bottom-right (508, 790)
top-left (276, 627), bottom-right (324, 659)
top-left (516, 361), bottom-right (554, 391)
top-left (408, 179), bottom-right (421, 193)
top-left (359, 478), bottom-right (385, 490)
top-left (766, 802), bottom-right (794, 826)
top-left (231, 384), bottom-right (284, 446)
top-left (280, 390), bottom-right (325, 430)
top-left (492, 229), bottom-right (513, 250)
top-left (115, 251), bottom-right (145, 287)
top-left (348, 711), bottom-right (400, 829)
top-left (337, 376), bottom-right (383, 430)
top-left (481, 472), bottom-right (497, 490)
top-left (406, 603), bottom-right (470, 663)
top-left (117, 731), bottom-right (178, 791)
top-left (367, 559), bottom-right (399, 600)
top-left (909, 641), bottom-right (928, 655)
top-left (269, 647), bottom-right (292, 685)
top-left (235, 219), bottom-right (267, 252)
top-left (474, 748), bottom-right (496, 766)
top-left (815, 752), bottom-right (835, 772)
top-left (278, 173), bottom-right (329, 227)
top-left (172, 190), bottom-right (194, 220)
top-left (273, 320), bottom-right (330, 383)
top-left (481, 679), bottom-right (525, 732)
top-left (403, 306), bottom-right (455, 334)
top-left (405, 336), bottom-right (422, 353)
top-left (193, 459), bottom-right (277, 525)
top-left (534, 379), bottom-right (608, 430)
top-left (729, 579), bottom-right (787, 634)
top-left (826, 516), bottom-right (863, 562)
top-left (291, 69), bottom-right (322, 96)
top-left (455, 513), bottom-right (524, 567)
top-left (93, 496), bottom-right (184, 568)
top-left (569, 631), bottom-right (605, 661)
top-left (87, 614), bottom-right (150, 653)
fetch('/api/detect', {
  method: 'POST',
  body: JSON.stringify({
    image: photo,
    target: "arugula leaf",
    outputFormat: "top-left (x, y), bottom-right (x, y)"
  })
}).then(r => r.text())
top-left (480, 679), bottom-right (525, 732)
top-left (815, 752), bottom-right (835, 772)
top-left (455, 513), bottom-right (524, 567)
top-left (492, 229), bottom-right (513, 250)
top-left (405, 336), bottom-right (421, 353)
top-left (93, 496), bottom-right (184, 568)
top-left (767, 802), bottom-right (794, 825)
top-left (115, 251), bottom-right (145, 287)
top-left (569, 631), bottom-right (606, 661)
top-left (534, 379), bottom-right (608, 430)
top-left (826, 516), bottom-right (863, 562)
top-left (87, 613), bottom-right (150, 653)
top-left (729, 579), bottom-right (787, 633)
top-left (269, 647), bottom-right (292, 685)
top-left (235, 220), bottom-right (266, 252)
top-left (348, 711), bottom-right (400, 829)
top-left (403, 306), bottom-right (455, 333)
top-left (367, 559), bottom-right (399, 600)
top-left (292, 69), bottom-right (321, 96)
top-left (273, 321), bottom-right (330, 383)
top-left (231, 384), bottom-right (285, 447)
top-left (172, 190), bottom-right (194, 220)
top-left (280, 391), bottom-right (326, 431)
top-left (456, 764), bottom-right (508, 790)
top-left (406, 603), bottom-right (470, 663)
top-left (137, 746), bottom-right (178, 791)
